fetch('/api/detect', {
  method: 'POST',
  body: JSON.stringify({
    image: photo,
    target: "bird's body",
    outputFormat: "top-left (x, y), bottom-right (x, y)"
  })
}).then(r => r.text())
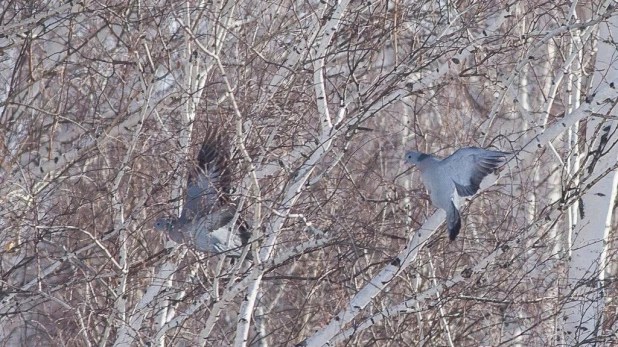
top-left (154, 208), bottom-right (249, 257)
top-left (405, 147), bottom-right (508, 240)
top-left (153, 133), bottom-right (250, 258)
top-left (191, 207), bottom-right (248, 257)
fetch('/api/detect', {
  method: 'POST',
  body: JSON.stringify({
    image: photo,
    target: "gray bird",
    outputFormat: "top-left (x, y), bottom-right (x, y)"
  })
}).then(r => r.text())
top-left (153, 133), bottom-right (250, 258)
top-left (405, 147), bottom-right (508, 240)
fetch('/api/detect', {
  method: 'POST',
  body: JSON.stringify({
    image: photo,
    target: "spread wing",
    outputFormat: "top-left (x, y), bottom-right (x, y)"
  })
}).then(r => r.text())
top-left (443, 147), bottom-right (508, 197)
top-left (181, 133), bottom-right (230, 220)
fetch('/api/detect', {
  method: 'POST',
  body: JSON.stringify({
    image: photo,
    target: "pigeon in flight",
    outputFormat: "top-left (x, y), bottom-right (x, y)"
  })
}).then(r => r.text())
top-left (405, 147), bottom-right (508, 240)
top-left (153, 133), bottom-right (251, 258)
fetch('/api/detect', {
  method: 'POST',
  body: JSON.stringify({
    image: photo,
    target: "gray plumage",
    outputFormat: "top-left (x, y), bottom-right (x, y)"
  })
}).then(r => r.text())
top-left (153, 134), bottom-right (250, 258)
top-left (405, 147), bottom-right (508, 240)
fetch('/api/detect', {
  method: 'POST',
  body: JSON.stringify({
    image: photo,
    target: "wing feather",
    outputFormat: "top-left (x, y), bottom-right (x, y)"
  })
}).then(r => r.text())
top-left (443, 147), bottom-right (507, 197)
top-left (181, 132), bottom-right (230, 219)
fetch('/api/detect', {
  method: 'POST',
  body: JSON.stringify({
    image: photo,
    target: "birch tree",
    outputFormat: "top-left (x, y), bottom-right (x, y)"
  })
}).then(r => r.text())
top-left (561, 13), bottom-right (618, 345)
top-left (1, 0), bottom-right (618, 346)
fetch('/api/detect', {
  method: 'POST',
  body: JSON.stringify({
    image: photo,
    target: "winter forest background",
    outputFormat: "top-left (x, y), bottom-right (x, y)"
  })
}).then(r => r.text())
top-left (1, 0), bottom-right (618, 346)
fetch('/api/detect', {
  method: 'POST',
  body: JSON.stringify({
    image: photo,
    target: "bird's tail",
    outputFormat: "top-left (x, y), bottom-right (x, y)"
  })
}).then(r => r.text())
top-left (447, 202), bottom-right (461, 240)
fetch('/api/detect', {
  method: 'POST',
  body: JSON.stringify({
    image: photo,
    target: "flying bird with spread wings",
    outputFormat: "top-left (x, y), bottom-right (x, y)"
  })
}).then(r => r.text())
top-left (153, 133), bottom-right (251, 258)
top-left (405, 147), bottom-right (508, 240)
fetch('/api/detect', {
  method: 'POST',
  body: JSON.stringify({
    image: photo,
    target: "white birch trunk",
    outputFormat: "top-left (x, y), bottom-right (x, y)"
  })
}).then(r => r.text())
top-left (561, 15), bottom-right (618, 344)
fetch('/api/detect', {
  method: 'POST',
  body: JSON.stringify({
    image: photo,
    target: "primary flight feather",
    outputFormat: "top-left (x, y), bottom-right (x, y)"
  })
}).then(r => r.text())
top-left (405, 147), bottom-right (508, 240)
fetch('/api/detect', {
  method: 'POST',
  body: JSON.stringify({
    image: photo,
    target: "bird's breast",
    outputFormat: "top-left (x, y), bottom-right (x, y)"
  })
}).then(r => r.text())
top-left (422, 168), bottom-right (456, 211)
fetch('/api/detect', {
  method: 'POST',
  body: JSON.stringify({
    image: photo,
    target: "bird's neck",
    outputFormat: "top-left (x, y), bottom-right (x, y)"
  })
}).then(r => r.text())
top-left (417, 155), bottom-right (439, 170)
top-left (166, 219), bottom-right (185, 244)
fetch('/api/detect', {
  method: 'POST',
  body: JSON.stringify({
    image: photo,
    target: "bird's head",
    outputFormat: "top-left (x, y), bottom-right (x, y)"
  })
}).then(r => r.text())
top-left (405, 151), bottom-right (431, 165)
top-left (153, 218), bottom-right (173, 232)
